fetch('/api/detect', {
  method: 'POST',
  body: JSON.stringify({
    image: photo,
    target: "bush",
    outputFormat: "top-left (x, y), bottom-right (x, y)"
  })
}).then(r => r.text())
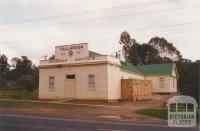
top-left (0, 80), bottom-right (7, 89)
top-left (23, 80), bottom-right (35, 92)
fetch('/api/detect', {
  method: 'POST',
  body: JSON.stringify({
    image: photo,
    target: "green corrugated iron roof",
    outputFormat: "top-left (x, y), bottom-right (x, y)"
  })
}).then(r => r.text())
top-left (120, 61), bottom-right (174, 75)
top-left (88, 50), bottom-right (174, 76)
top-left (89, 51), bottom-right (103, 57)
top-left (136, 63), bottom-right (174, 75)
top-left (120, 61), bottom-right (141, 74)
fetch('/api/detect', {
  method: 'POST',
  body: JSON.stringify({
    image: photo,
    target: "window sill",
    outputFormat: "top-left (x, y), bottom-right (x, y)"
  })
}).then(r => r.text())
top-left (48, 89), bottom-right (55, 91)
top-left (88, 89), bottom-right (96, 91)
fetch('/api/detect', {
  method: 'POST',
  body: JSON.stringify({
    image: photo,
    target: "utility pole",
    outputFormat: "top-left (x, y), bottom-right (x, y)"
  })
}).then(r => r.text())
top-left (42, 55), bottom-right (48, 60)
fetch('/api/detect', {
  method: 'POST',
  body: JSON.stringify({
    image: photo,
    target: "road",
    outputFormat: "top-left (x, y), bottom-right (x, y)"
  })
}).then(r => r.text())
top-left (0, 113), bottom-right (198, 131)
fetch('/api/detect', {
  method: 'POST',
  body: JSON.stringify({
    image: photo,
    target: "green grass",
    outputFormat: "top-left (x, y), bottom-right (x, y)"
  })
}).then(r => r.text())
top-left (135, 108), bottom-right (200, 122)
top-left (0, 100), bottom-right (94, 109)
top-left (0, 90), bottom-right (38, 100)
top-left (135, 108), bottom-right (168, 119)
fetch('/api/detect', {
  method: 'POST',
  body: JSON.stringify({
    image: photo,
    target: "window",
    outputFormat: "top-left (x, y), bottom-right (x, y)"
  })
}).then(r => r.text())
top-left (88, 75), bottom-right (95, 91)
top-left (187, 103), bottom-right (194, 112)
top-left (49, 76), bottom-right (55, 90)
top-left (170, 103), bottom-right (176, 112)
top-left (159, 77), bottom-right (164, 88)
top-left (177, 103), bottom-right (186, 112)
top-left (66, 74), bottom-right (75, 79)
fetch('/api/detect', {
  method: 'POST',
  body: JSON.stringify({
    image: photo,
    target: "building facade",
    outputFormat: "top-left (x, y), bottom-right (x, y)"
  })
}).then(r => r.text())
top-left (38, 43), bottom-right (178, 100)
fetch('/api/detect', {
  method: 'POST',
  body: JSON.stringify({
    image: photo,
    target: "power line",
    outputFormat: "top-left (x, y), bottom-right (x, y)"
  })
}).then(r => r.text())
top-left (42, 24), bottom-right (200, 38)
top-left (0, 1), bottom-right (199, 31)
top-left (55, 4), bottom-right (200, 25)
top-left (1, 27), bottom-right (200, 48)
top-left (1, 23), bottom-right (200, 42)
top-left (0, 0), bottom-right (180, 26)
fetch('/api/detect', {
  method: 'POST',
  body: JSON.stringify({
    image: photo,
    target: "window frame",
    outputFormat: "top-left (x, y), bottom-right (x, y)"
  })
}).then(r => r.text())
top-left (49, 76), bottom-right (55, 90)
top-left (159, 77), bottom-right (164, 88)
top-left (88, 74), bottom-right (95, 91)
top-left (66, 74), bottom-right (76, 79)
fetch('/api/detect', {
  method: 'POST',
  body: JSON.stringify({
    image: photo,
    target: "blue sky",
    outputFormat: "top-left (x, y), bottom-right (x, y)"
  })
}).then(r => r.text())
top-left (0, 0), bottom-right (199, 65)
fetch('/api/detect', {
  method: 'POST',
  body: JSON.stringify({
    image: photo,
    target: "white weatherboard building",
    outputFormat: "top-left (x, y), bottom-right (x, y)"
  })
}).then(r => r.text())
top-left (38, 43), bottom-right (178, 100)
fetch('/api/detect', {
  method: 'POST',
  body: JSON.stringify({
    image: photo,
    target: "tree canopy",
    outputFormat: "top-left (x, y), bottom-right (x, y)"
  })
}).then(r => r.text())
top-left (119, 31), bottom-right (182, 65)
top-left (119, 31), bottom-right (199, 102)
top-left (148, 36), bottom-right (182, 61)
top-left (0, 54), bottom-right (9, 80)
top-left (0, 55), bottom-right (38, 92)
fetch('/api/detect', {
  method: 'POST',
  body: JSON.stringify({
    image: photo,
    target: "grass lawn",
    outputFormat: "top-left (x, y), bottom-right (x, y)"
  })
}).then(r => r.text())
top-left (0, 90), bottom-right (38, 100)
top-left (135, 108), bottom-right (199, 122)
top-left (135, 108), bottom-right (168, 119)
top-left (0, 100), bottom-right (94, 109)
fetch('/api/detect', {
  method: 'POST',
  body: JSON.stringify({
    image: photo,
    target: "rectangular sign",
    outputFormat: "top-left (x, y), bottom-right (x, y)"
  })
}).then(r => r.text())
top-left (55, 43), bottom-right (88, 60)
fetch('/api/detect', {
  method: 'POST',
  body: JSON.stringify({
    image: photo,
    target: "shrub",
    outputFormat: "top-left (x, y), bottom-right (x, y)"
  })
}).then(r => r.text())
top-left (23, 79), bottom-right (35, 92)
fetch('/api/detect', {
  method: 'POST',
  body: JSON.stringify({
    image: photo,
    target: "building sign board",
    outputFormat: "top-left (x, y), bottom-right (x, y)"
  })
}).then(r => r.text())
top-left (55, 43), bottom-right (88, 60)
top-left (167, 95), bottom-right (198, 127)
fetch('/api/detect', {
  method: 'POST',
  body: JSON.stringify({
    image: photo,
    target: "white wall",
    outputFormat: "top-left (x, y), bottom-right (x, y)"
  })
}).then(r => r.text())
top-left (120, 70), bottom-right (144, 80)
top-left (171, 64), bottom-right (178, 78)
top-left (107, 64), bottom-right (121, 100)
top-left (39, 61), bottom-right (178, 99)
top-left (144, 64), bottom-right (178, 93)
top-left (39, 64), bottom-right (108, 100)
top-left (39, 68), bottom-right (65, 99)
top-left (145, 75), bottom-right (171, 93)
top-left (169, 77), bottom-right (177, 92)
top-left (170, 64), bottom-right (178, 92)
top-left (65, 64), bottom-right (108, 100)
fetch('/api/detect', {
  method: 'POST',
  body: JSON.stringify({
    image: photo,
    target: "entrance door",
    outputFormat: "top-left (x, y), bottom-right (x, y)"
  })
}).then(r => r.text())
top-left (65, 74), bottom-right (76, 98)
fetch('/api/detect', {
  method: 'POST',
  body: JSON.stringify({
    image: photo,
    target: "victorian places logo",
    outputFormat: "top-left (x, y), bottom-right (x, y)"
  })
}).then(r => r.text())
top-left (166, 95), bottom-right (198, 127)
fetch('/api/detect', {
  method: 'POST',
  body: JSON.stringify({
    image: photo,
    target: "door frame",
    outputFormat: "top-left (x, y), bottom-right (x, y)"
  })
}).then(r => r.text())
top-left (64, 74), bottom-right (76, 98)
